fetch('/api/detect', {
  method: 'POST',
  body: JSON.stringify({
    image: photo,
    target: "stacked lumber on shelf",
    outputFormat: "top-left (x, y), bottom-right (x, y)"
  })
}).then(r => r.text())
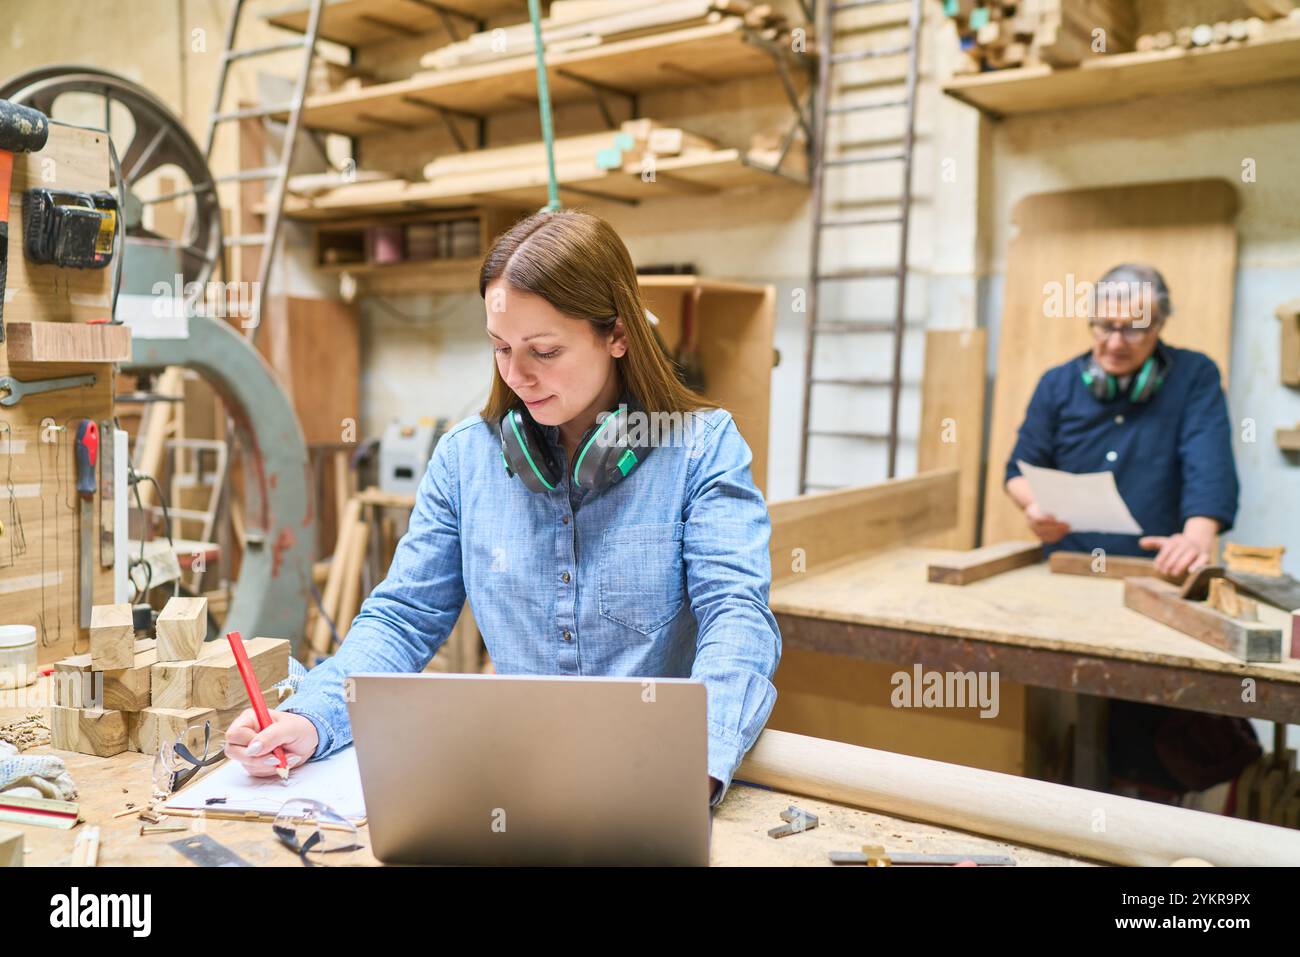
top-left (419, 0), bottom-right (792, 72)
top-left (48, 597), bottom-right (290, 757)
top-left (948, 0), bottom-right (1300, 73)
top-left (946, 0), bottom-right (1136, 72)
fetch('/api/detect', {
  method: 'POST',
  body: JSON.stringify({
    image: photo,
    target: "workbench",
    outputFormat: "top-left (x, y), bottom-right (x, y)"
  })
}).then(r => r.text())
top-left (771, 546), bottom-right (1300, 725)
top-left (8, 739), bottom-right (1087, 867)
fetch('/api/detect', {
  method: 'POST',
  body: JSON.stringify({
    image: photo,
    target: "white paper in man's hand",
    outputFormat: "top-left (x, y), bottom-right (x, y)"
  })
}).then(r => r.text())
top-left (1017, 461), bottom-right (1143, 535)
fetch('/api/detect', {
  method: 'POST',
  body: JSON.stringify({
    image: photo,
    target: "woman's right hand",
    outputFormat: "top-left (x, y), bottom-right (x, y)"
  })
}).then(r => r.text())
top-left (1024, 502), bottom-right (1071, 544)
top-left (223, 709), bottom-right (319, 778)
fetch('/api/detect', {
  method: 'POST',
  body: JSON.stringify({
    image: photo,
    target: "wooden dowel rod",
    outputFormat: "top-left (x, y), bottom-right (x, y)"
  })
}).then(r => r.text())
top-left (737, 730), bottom-right (1300, 867)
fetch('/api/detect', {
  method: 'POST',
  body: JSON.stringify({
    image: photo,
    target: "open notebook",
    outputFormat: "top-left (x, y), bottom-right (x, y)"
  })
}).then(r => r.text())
top-left (163, 745), bottom-right (366, 821)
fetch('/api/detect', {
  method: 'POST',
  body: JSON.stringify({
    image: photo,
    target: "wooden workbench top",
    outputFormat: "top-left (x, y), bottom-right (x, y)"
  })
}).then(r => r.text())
top-left (8, 741), bottom-right (1087, 867)
top-left (771, 547), bottom-right (1300, 684)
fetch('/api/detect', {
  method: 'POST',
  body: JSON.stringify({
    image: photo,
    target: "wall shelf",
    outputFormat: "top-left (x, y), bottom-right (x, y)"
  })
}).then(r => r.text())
top-left (283, 148), bottom-right (804, 220)
top-left (283, 19), bottom-right (805, 136)
top-left (943, 27), bottom-right (1300, 119)
top-left (264, 0), bottom-right (528, 48)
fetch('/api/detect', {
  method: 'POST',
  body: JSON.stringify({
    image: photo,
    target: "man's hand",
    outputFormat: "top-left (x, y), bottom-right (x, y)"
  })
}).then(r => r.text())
top-left (1024, 502), bottom-right (1071, 544)
top-left (1140, 516), bottom-right (1219, 577)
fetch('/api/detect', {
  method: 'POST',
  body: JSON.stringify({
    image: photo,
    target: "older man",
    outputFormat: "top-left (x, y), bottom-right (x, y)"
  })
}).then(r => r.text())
top-left (1005, 263), bottom-right (1238, 576)
top-left (1005, 264), bottom-right (1256, 801)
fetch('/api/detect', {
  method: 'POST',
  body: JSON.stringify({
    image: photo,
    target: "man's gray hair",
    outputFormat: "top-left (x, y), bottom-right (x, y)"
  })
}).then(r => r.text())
top-left (1093, 263), bottom-right (1173, 324)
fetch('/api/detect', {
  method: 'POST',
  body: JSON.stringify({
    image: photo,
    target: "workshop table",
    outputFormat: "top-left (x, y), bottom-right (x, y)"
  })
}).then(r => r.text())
top-left (771, 547), bottom-right (1300, 725)
top-left (8, 742), bottom-right (1090, 867)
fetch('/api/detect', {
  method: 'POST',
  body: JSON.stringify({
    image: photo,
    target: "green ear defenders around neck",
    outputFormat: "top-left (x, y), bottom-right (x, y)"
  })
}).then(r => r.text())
top-left (1080, 347), bottom-right (1170, 404)
top-left (498, 392), bottom-right (654, 494)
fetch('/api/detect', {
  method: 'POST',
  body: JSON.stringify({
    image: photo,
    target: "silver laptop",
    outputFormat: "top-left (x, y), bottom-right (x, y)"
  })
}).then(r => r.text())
top-left (347, 673), bottom-right (710, 866)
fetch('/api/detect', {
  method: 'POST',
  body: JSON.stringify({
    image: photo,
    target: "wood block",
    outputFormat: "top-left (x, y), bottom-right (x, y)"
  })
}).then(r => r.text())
top-left (192, 637), bottom-right (290, 710)
top-left (1224, 543), bottom-right (1285, 577)
top-left (1048, 551), bottom-right (1186, 584)
top-left (0, 827), bottom-right (22, 867)
top-left (135, 707), bottom-right (218, 756)
top-left (156, 597), bottom-right (208, 661)
top-left (928, 541), bottom-right (1042, 586)
top-left (1123, 577), bottom-right (1284, 662)
top-left (89, 604), bottom-right (135, 671)
top-left (151, 659), bottom-right (196, 709)
top-left (48, 705), bottom-right (128, 757)
top-left (3, 321), bottom-right (131, 363)
top-left (1207, 578), bottom-right (1259, 622)
top-left (1279, 299), bottom-right (1300, 387)
top-left (102, 641), bottom-right (157, 712)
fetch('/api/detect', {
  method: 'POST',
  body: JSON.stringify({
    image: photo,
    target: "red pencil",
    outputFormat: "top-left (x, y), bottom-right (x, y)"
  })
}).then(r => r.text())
top-left (226, 631), bottom-right (290, 782)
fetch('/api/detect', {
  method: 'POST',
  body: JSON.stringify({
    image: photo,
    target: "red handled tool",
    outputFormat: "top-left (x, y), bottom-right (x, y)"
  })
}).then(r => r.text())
top-left (75, 420), bottom-right (98, 629)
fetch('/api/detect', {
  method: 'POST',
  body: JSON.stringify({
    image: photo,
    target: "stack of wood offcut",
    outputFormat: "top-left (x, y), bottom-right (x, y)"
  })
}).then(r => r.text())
top-left (945, 0), bottom-right (1136, 71)
top-left (48, 597), bottom-right (289, 758)
top-left (947, 0), bottom-right (1300, 73)
top-left (419, 0), bottom-right (793, 72)
top-left (1133, 3), bottom-right (1300, 54)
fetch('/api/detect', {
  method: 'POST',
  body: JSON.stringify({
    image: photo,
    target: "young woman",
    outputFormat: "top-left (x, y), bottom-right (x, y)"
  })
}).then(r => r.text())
top-left (224, 209), bottom-right (781, 806)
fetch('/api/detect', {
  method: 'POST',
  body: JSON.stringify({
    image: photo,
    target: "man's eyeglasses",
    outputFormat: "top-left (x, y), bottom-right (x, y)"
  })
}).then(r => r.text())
top-left (1089, 320), bottom-right (1154, 344)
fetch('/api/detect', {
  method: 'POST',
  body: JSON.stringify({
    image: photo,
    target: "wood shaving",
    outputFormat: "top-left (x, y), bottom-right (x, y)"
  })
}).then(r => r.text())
top-left (0, 712), bottom-right (50, 751)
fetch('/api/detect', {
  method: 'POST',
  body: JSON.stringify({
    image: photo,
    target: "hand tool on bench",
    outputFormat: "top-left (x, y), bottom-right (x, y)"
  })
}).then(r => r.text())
top-left (0, 100), bottom-right (50, 343)
top-left (75, 419), bottom-right (99, 630)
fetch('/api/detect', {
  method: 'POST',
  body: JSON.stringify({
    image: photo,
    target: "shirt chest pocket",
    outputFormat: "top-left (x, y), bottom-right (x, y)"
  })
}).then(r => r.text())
top-left (598, 521), bottom-right (686, 635)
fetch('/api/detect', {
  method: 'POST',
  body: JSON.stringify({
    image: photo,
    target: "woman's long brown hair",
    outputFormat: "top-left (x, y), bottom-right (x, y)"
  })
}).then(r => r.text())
top-left (478, 209), bottom-right (718, 421)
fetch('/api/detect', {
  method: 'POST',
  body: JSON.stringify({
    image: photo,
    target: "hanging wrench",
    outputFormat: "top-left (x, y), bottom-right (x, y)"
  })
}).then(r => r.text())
top-left (0, 373), bottom-right (97, 406)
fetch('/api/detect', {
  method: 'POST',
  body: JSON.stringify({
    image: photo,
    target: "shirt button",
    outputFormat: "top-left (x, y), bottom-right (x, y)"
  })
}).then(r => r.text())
top-left (562, 630), bottom-right (572, 641)
top-left (562, 515), bottom-right (570, 525)
top-left (1106, 450), bottom-right (1118, 462)
top-left (561, 571), bottom-right (570, 583)
top-left (1114, 414), bottom-right (1125, 424)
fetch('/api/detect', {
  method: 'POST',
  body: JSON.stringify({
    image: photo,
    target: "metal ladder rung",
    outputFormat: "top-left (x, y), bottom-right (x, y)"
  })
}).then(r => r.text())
top-left (808, 430), bottom-right (891, 441)
top-left (832, 0), bottom-right (904, 10)
top-left (828, 99), bottom-right (908, 114)
top-left (810, 376), bottom-right (894, 387)
top-left (817, 267), bottom-right (899, 281)
top-left (822, 215), bottom-right (903, 227)
top-left (812, 320), bottom-right (898, 333)
top-left (830, 45), bottom-right (911, 64)
top-left (224, 40), bottom-right (310, 61)
top-left (824, 152), bottom-right (906, 167)
top-left (215, 167), bottom-right (282, 184)
top-left (224, 233), bottom-right (269, 247)
top-left (211, 102), bottom-right (297, 124)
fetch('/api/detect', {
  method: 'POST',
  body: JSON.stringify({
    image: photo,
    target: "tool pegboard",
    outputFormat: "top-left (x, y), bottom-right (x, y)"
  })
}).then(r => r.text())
top-left (1, 121), bottom-right (120, 662)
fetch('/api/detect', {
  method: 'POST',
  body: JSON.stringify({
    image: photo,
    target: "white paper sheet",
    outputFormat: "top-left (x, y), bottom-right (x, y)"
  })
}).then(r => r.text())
top-left (163, 745), bottom-right (366, 820)
top-left (1017, 461), bottom-right (1143, 535)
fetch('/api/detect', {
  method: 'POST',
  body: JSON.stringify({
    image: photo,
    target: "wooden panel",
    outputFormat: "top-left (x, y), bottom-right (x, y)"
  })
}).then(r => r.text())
top-left (256, 297), bottom-right (359, 445)
top-left (639, 279), bottom-right (774, 498)
top-left (982, 179), bottom-right (1239, 545)
top-left (3, 124), bottom-right (114, 325)
top-left (1, 124), bottom-right (117, 664)
top-left (768, 470), bottom-right (958, 584)
top-left (916, 329), bottom-right (987, 549)
top-left (5, 322), bottom-right (130, 363)
top-left (943, 27), bottom-right (1300, 118)
top-left (769, 648), bottom-right (1027, 776)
